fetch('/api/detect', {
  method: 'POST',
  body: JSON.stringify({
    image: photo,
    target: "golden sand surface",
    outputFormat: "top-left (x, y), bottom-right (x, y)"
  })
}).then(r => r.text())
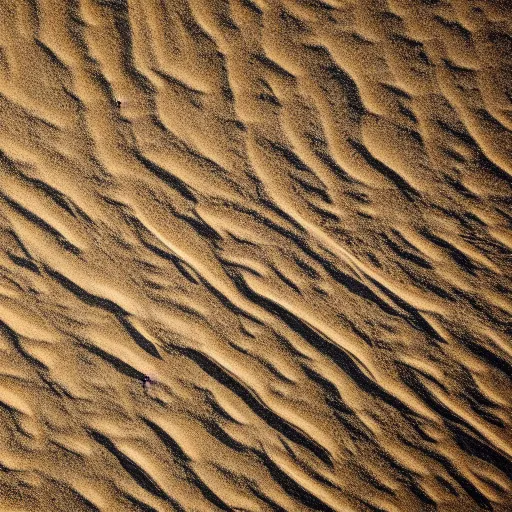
top-left (0, 0), bottom-right (511, 510)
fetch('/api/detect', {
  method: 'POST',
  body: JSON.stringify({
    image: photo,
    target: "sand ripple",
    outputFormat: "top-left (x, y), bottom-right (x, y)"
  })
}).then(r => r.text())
top-left (0, 0), bottom-right (511, 510)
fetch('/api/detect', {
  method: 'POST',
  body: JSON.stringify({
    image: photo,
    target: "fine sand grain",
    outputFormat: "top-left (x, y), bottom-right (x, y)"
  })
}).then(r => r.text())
top-left (0, 0), bottom-right (511, 510)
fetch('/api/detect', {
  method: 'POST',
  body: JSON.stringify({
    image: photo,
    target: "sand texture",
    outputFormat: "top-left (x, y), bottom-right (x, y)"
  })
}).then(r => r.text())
top-left (0, 0), bottom-right (511, 510)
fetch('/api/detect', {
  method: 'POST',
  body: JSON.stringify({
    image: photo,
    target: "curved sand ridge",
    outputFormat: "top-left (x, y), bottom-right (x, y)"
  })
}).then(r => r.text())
top-left (0, 0), bottom-right (511, 510)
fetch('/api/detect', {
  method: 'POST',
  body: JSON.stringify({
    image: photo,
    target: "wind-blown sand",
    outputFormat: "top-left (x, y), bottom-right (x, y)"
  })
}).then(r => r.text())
top-left (0, 0), bottom-right (511, 510)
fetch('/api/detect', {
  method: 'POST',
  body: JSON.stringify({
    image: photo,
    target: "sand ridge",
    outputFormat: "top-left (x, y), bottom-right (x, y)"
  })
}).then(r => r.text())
top-left (0, 0), bottom-right (511, 510)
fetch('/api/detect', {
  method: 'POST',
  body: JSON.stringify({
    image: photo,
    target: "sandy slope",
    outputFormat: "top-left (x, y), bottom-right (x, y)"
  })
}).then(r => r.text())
top-left (0, 0), bottom-right (511, 510)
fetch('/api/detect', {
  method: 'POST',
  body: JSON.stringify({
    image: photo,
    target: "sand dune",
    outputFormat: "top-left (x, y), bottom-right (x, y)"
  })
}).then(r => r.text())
top-left (0, 0), bottom-right (511, 510)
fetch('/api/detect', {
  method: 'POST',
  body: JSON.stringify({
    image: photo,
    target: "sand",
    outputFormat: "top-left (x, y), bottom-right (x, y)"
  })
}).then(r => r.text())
top-left (0, 0), bottom-right (511, 510)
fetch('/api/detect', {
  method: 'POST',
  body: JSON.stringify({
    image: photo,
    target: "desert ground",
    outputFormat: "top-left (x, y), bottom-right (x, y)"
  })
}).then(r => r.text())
top-left (0, 0), bottom-right (511, 510)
